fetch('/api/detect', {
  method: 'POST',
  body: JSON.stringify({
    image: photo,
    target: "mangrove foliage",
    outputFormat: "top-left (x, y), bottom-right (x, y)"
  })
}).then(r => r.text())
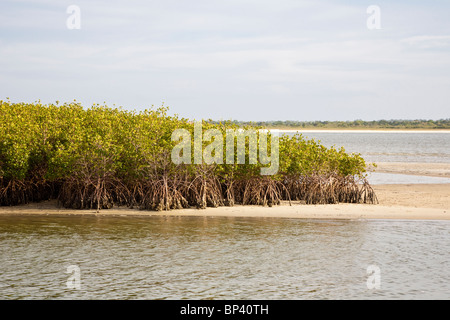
top-left (0, 100), bottom-right (377, 211)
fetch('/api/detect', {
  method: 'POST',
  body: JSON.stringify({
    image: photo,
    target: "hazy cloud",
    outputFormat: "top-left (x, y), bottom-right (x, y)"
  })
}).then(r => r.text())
top-left (1, 0), bottom-right (450, 120)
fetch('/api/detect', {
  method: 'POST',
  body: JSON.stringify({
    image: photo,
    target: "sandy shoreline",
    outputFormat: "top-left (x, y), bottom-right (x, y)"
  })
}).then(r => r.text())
top-left (1, 162), bottom-right (449, 221)
top-left (0, 184), bottom-right (449, 221)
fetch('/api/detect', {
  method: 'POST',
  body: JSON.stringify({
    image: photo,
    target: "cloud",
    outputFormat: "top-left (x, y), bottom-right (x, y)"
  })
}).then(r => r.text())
top-left (401, 35), bottom-right (450, 49)
top-left (1, 1), bottom-right (450, 120)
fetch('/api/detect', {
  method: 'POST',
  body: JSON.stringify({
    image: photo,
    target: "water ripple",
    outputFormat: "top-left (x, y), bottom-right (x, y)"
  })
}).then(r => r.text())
top-left (0, 215), bottom-right (449, 299)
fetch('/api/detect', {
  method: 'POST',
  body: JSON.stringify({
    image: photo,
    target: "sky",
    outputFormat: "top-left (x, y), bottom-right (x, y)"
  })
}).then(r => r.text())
top-left (1, 0), bottom-right (450, 121)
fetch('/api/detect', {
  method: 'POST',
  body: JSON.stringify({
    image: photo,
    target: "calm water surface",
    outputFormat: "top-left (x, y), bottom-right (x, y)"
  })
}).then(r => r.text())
top-left (287, 131), bottom-right (450, 163)
top-left (287, 131), bottom-right (450, 184)
top-left (1, 215), bottom-right (449, 300)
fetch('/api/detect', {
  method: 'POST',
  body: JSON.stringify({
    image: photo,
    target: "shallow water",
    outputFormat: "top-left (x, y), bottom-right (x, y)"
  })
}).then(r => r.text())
top-left (1, 215), bottom-right (449, 300)
top-left (367, 172), bottom-right (450, 185)
top-left (285, 131), bottom-right (450, 164)
top-left (284, 131), bottom-right (450, 185)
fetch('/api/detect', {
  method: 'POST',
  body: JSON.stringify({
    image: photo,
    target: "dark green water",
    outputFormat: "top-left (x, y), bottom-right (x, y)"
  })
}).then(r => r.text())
top-left (0, 214), bottom-right (449, 299)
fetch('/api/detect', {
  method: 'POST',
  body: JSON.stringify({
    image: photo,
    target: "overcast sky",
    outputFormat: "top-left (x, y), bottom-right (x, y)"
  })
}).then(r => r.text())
top-left (1, 0), bottom-right (450, 121)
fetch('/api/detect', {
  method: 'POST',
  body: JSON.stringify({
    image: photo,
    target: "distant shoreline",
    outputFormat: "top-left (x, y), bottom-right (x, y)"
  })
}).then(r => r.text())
top-left (219, 119), bottom-right (450, 131)
top-left (214, 118), bottom-right (450, 132)
top-left (267, 128), bottom-right (450, 133)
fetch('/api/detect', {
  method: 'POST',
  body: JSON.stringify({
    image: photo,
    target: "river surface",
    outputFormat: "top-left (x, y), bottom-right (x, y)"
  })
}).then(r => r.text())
top-left (285, 131), bottom-right (450, 164)
top-left (1, 215), bottom-right (449, 300)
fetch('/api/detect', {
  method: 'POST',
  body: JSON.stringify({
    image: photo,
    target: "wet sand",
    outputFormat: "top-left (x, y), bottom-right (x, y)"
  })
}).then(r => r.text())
top-left (373, 162), bottom-right (450, 178)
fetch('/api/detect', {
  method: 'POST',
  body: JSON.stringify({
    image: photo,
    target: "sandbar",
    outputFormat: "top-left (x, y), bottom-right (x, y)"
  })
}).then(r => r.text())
top-left (373, 162), bottom-right (450, 178)
top-left (0, 184), bottom-right (448, 221)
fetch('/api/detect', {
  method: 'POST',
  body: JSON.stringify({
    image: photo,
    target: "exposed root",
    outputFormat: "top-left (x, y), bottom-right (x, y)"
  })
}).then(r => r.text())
top-left (2, 171), bottom-right (378, 211)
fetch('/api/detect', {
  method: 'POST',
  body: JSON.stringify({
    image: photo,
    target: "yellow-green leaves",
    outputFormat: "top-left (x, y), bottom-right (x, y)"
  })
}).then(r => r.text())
top-left (0, 100), bottom-right (373, 208)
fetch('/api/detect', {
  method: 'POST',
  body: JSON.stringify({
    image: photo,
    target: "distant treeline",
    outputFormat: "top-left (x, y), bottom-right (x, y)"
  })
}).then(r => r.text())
top-left (210, 119), bottom-right (450, 130)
